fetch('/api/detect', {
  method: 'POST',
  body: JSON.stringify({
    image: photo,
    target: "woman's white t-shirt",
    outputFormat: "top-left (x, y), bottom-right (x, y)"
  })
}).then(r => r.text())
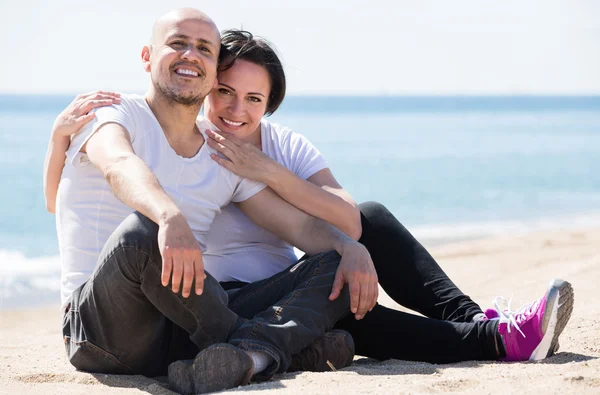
top-left (203, 119), bottom-right (328, 282)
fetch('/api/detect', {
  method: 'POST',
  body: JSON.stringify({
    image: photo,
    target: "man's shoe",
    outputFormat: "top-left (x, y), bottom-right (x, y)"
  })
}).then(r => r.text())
top-left (288, 329), bottom-right (355, 372)
top-left (492, 279), bottom-right (574, 361)
top-left (169, 343), bottom-right (254, 394)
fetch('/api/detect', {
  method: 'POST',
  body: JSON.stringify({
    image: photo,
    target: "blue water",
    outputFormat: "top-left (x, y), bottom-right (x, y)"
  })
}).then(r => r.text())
top-left (1, 95), bottom-right (600, 307)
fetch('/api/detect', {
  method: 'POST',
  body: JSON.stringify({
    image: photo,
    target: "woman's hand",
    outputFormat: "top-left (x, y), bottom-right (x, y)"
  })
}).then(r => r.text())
top-left (52, 91), bottom-right (121, 138)
top-left (206, 130), bottom-right (280, 183)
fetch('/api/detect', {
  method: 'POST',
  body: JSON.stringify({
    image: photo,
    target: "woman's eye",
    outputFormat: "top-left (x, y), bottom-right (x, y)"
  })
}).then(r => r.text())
top-left (218, 88), bottom-right (231, 95)
top-left (248, 96), bottom-right (261, 103)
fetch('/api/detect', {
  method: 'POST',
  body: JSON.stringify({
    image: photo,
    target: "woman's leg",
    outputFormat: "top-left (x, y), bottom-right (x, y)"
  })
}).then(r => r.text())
top-left (335, 304), bottom-right (503, 363)
top-left (336, 280), bottom-right (573, 363)
top-left (358, 201), bottom-right (483, 322)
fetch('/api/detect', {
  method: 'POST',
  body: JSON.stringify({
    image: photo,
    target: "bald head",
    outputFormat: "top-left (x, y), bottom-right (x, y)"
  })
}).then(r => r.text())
top-left (151, 8), bottom-right (219, 46)
top-left (142, 8), bottom-right (221, 107)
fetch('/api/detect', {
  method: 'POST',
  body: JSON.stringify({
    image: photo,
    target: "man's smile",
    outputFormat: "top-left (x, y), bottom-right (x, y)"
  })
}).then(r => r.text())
top-left (172, 63), bottom-right (203, 78)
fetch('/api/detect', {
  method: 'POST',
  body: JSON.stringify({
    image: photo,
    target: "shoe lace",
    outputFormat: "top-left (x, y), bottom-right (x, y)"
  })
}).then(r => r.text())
top-left (492, 296), bottom-right (539, 339)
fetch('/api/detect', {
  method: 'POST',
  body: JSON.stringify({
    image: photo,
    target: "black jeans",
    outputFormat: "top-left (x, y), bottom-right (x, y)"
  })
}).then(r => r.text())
top-left (334, 201), bottom-right (504, 363)
top-left (62, 212), bottom-right (350, 377)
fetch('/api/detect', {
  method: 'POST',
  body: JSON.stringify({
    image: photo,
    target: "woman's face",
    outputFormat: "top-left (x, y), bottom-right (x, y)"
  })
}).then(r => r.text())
top-left (204, 59), bottom-right (271, 141)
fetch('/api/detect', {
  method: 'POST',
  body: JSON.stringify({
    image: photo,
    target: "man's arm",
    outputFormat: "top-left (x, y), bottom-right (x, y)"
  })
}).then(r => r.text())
top-left (85, 123), bottom-right (205, 297)
top-left (237, 188), bottom-right (378, 319)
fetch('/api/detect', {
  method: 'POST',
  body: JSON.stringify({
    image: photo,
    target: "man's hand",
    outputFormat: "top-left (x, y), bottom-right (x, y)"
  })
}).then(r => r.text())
top-left (157, 211), bottom-right (206, 298)
top-left (329, 242), bottom-right (378, 320)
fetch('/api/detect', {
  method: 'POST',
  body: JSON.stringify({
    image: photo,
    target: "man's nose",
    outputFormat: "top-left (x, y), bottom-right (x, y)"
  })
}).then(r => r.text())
top-left (181, 45), bottom-right (202, 63)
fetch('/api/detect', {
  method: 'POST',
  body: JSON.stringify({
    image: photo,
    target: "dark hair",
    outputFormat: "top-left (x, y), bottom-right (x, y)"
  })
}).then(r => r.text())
top-left (218, 29), bottom-right (286, 116)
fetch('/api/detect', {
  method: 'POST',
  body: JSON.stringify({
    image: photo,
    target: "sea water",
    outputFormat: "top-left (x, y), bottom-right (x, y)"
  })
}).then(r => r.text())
top-left (1, 95), bottom-right (599, 308)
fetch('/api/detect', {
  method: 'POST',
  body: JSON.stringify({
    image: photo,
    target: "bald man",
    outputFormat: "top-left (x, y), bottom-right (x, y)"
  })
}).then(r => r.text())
top-left (58, 8), bottom-right (374, 393)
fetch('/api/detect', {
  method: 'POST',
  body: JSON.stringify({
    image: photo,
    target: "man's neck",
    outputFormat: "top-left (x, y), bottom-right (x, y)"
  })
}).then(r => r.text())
top-left (145, 89), bottom-right (203, 140)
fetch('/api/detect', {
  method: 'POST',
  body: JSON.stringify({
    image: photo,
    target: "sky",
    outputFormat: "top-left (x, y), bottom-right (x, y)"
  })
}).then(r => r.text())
top-left (1, 0), bottom-right (599, 95)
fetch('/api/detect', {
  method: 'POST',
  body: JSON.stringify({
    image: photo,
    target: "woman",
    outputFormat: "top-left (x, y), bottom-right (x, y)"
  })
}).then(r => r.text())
top-left (44, 29), bottom-right (574, 365)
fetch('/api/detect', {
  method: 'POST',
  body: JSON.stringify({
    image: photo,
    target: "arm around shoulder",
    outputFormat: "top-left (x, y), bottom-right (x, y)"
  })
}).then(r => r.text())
top-left (236, 187), bottom-right (353, 255)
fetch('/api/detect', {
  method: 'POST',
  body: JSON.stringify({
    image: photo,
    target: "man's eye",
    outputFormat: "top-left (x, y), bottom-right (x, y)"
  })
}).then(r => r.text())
top-left (171, 41), bottom-right (186, 47)
top-left (198, 46), bottom-right (211, 53)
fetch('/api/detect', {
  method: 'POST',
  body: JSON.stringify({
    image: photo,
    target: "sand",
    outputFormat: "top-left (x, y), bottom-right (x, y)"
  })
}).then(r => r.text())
top-left (2, 228), bottom-right (599, 394)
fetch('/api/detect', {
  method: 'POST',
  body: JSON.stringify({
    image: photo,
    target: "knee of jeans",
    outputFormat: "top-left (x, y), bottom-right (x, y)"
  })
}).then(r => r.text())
top-left (113, 211), bottom-right (159, 251)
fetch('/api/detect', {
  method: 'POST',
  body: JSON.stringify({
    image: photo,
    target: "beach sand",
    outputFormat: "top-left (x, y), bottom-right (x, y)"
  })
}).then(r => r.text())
top-left (2, 228), bottom-right (599, 394)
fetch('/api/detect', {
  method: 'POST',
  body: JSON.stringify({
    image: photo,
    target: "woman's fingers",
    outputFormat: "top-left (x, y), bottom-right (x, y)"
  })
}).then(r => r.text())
top-left (77, 98), bottom-right (120, 116)
top-left (74, 112), bottom-right (96, 126)
top-left (206, 130), bottom-right (240, 149)
top-left (207, 136), bottom-right (236, 160)
top-left (78, 90), bottom-right (121, 100)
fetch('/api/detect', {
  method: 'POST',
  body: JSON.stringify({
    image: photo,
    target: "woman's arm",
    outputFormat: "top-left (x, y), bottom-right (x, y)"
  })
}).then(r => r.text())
top-left (266, 166), bottom-right (361, 240)
top-left (206, 130), bottom-right (362, 240)
top-left (43, 133), bottom-right (71, 213)
top-left (43, 91), bottom-right (121, 213)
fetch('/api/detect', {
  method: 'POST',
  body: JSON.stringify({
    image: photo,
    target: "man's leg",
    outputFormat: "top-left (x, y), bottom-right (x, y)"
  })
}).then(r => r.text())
top-left (225, 252), bottom-right (352, 377)
top-left (359, 201), bottom-right (483, 322)
top-left (63, 212), bottom-right (239, 376)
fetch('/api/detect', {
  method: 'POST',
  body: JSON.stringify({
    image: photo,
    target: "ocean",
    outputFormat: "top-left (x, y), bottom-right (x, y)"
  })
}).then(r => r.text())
top-left (1, 95), bottom-right (600, 308)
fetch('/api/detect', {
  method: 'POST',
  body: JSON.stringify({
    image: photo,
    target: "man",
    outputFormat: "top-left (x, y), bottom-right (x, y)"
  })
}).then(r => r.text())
top-left (57, 8), bottom-right (378, 394)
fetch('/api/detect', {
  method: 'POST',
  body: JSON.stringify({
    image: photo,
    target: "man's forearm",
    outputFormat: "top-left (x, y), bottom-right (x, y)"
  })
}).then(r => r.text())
top-left (104, 153), bottom-right (179, 223)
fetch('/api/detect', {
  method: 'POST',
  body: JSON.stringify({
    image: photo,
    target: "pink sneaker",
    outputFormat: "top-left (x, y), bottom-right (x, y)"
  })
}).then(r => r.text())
top-left (491, 279), bottom-right (574, 361)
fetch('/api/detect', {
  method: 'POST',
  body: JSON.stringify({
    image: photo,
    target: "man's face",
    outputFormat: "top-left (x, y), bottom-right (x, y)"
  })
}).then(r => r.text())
top-left (144, 17), bottom-right (220, 106)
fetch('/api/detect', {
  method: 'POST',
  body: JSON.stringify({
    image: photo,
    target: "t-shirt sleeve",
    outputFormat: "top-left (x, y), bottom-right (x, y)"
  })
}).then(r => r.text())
top-left (231, 178), bottom-right (267, 203)
top-left (66, 100), bottom-right (137, 165)
top-left (284, 131), bottom-right (329, 180)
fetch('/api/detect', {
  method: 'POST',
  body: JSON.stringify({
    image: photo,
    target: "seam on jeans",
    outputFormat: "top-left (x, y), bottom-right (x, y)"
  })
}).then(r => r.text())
top-left (241, 254), bottom-right (324, 344)
top-left (227, 260), bottom-right (306, 310)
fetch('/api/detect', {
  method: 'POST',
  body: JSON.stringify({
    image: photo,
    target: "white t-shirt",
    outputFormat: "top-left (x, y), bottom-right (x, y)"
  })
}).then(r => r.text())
top-left (56, 94), bottom-right (266, 305)
top-left (203, 119), bottom-right (328, 282)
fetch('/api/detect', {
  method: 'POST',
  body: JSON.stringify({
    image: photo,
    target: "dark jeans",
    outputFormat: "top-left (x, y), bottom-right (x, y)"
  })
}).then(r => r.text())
top-left (62, 212), bottom-right (350, 377)
top-left (334, 201), bottom-right (504, 363)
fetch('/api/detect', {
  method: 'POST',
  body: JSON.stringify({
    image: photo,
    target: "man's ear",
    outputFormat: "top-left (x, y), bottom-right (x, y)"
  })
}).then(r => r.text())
top-left (141, 46), bottom-right (151, 72)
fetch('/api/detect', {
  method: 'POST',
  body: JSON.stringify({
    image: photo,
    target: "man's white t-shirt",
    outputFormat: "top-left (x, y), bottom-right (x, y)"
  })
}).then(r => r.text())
top-left (56, 94), bottom-right (266, 306)
top-left (203, 119), bottom-right (328, 282)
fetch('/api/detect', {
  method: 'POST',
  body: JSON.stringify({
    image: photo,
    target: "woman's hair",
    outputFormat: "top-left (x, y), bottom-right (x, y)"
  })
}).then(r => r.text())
top-left (218, 29), bottom-right (286, 116)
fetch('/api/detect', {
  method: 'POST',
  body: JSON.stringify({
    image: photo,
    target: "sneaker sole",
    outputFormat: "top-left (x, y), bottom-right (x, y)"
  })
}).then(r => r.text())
top-left (529, 279), bottom-right (574, 361)
top-left (193, 343), bottom-right (254, 394)
top-left (168, 359), bottom-right (195, 395)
